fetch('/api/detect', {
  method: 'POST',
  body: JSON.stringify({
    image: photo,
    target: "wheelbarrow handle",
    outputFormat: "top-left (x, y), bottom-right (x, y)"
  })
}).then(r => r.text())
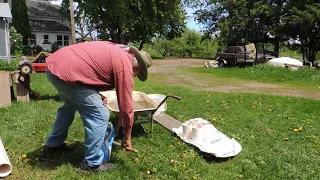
top-left (167, 94), bottom-right (181, 100)
top-left (112, 141), bottom-right (138, 153)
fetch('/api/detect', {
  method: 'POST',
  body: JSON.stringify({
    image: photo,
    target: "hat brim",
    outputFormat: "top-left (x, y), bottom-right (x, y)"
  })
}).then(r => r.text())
top-left (128, 47), bottom-right (148, 81)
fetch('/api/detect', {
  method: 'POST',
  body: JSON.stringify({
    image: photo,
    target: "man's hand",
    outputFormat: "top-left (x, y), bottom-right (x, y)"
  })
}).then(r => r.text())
top-left (121, 136), bottom-right (132, 151)
top-left (100, 94), bottom-right (108, 106)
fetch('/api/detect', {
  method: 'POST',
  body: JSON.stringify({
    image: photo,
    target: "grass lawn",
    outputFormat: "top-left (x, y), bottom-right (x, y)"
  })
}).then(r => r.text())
top-left (1, 65), bottom-right (320, 179)
top-left (187, 64), bottom-right (320, 90)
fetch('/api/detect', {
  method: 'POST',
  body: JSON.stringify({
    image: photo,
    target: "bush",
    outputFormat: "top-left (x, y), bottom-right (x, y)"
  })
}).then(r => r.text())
top-left (22, 45), bottom-right (43, 56)
top-left (0, 59), bottom-right (19, 71)
top-left (51, 42), bottom-right (60, 53)
top-left (33, 45), bottom-right (43, 54)
top-left (10, 26), bottom-right (23, 56)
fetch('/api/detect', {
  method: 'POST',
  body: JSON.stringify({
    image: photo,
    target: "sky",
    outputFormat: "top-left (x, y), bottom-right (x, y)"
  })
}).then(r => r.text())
top-left (50, 0), bottom-right (202, 31)
top-left (185, 7), bottom-right (203, 31)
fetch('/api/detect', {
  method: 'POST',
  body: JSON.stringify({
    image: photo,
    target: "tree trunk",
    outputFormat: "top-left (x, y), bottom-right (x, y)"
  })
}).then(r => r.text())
top-left (301, 43), bottom-right (305, 63)
top-left (273, 36), bottom-right (280, 56)
top-left (139, 40), bottom-right (145, 51)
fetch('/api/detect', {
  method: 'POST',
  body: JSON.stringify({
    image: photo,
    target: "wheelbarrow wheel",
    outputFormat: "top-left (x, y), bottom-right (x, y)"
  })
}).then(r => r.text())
top-left (218, 61), bottom-right (225, 68)
top-left (19, 63), bottom-right (33, 75)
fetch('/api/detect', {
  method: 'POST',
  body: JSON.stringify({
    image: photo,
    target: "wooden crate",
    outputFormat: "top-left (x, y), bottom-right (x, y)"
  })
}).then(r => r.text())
top-left (0, 71), bottom-right (11, 107)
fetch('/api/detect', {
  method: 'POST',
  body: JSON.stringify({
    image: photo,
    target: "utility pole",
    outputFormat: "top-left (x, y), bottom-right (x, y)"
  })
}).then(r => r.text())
top-left (69, 0), bottom-right (76, 44)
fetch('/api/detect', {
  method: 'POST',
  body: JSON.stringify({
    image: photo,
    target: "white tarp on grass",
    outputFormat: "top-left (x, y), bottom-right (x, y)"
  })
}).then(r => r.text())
top-left (172, 118), bottom-right (242, 158)
top-left (267, 57), bottom-right (303, 67)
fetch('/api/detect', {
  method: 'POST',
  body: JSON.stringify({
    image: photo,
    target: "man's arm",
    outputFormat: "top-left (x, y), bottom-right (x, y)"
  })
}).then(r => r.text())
top-left (114, 71), bottom-right (134, 149)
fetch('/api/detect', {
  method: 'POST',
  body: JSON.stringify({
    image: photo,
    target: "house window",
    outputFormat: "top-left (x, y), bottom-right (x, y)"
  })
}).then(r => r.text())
top-left (57, 35), bottom-right (63, 45)
top-left (225, 47), bottom-right (234, 53)
top-left (64, 35), bottom-right (69, 46)
top-left (43, 35), bottom-right (50, 44)
top-left (30, 34), bottom-right (36, 45)
top-left (236, 47), bottom-right (244, 53)
top-left (57, 35), bottom-right (69, 46)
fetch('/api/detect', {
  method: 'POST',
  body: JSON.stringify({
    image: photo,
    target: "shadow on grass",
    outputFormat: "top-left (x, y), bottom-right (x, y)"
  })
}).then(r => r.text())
top-left (26, 141), bottom-right (129, 171)
top-left (200, 152), bottom-right (235, 164)
top-left (169, 132), bottom-right (236, 164)
top-left (26, 141), bottom-right (85, 170)
top-left (38, 94), bottom-right (60, 101)
top-left (113, 122), bottom-right (152, 141)
top-left (26, 91), bottom-right (60, 102)
top-left (25, 123), bottom-right (148, 170)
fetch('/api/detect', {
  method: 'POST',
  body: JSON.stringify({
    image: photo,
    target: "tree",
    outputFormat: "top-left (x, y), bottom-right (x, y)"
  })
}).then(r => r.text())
top-left (281, 0), bottom-right (320, 63)
top-left (10, 26), bottom-right (23, 56)
top-left (61, 0), bottom-right (186, 50)
top-left (11, 0), bottom-right (31, 41)
top-left (195, 0), bottom-right (250, 46)
top-left (152, 28), bottom-right (218, 58)
top-left (195, 0), bottom-right (287, 54)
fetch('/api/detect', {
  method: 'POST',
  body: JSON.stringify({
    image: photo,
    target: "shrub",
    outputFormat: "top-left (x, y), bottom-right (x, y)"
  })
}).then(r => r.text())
top-left (10, 26), bottom-right (23, 56)
top-left (0, 59), bottom-right (19, 71)
top-left (22, 45), bottom-right (43, 56)
top-left (51, 42), bottom-right (60, 53)
top-left (33, 45), bottom-right (43, 54)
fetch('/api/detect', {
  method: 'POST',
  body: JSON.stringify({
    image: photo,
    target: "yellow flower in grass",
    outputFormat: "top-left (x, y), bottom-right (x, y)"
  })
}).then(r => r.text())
top-left (21, 154), bottom-right (27, 159)
top-left (183, 163), bottom-right (186, 168)
top-left (299, 127), bottom-right (303, 131)
top-left (192, 176), bottom-right (197, 179)
top-left (293, 128), bottom-right (299, 132)
top-left (146, 170), bottom-right (151, 175)
top-left (268, 108), bottom-right (272, 112)
top-left (284, 138), bottom-right (289, 141)
top-left (182, 153), bottom-right (187, 157)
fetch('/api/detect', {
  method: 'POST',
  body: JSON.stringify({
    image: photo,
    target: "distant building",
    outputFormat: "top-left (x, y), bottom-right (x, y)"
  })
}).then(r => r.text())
top-left (25, 0), bottom-right (71, 51)
top-left (0, 1), bottom-right (12, 60)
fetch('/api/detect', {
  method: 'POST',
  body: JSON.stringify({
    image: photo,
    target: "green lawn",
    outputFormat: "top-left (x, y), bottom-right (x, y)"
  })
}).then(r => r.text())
top-left (187, 64), bottom-right (320, 90)
top-left (1, 66), bottom-right (320, 179)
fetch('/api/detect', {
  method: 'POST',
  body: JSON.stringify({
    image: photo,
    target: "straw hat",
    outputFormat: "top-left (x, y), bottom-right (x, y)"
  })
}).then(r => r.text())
top-left (128, 47), bottom-right (152, 81)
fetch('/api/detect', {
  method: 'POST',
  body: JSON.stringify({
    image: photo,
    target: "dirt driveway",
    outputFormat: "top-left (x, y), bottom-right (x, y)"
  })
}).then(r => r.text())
top-left (148, 58), bottom-right (320, 99)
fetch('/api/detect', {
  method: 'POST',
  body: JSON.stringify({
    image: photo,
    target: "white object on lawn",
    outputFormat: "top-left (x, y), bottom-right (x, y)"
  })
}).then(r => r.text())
top-left (172, 118), bottom-right (242, 158)
top-left (147, 94), bottom-right (167, 116)
top-left (191, 126), bottom-right (202, 141)
top-left (182, 122), bottom-right (193, 138)
top-left (267, 57), bottom-right (303, 67)
top-left (0, 137), bottom-right (12, 177)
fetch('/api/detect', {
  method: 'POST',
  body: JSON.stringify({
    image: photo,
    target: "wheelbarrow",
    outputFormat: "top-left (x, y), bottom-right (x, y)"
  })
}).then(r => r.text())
top-left (99, 91), bottom-right (181, 136)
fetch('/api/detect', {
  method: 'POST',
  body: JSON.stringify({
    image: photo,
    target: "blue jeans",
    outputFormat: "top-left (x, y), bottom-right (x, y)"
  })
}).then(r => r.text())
top-left (45, 69), bottom-right (110, 166)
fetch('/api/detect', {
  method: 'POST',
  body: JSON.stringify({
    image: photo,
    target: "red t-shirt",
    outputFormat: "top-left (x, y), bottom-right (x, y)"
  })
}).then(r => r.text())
top-left (46, 41), bottom-right (134, 135)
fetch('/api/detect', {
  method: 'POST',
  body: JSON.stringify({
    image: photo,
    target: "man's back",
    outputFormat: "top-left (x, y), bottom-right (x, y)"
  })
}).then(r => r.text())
top-left (46, 41), bottom-right (134, 90)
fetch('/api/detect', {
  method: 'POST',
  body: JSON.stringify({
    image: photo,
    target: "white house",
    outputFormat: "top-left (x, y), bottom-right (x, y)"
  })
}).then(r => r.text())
top-left (0, 1), bottom-right (12, 60)
top-left (26, 0), bottom-right (71, 51)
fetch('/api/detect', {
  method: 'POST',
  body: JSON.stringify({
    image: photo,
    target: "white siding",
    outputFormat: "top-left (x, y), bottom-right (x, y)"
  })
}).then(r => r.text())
top-left (33, 32), bottom-right (71, 51)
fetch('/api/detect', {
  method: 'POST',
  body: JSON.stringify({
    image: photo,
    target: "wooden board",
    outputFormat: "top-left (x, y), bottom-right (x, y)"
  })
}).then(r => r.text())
top-left (0, 71), bottom-right (11, 107)
top-left (153, 113), bottom-right (182, 130)
top-left (16, 75), bottom-right (30, 102)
